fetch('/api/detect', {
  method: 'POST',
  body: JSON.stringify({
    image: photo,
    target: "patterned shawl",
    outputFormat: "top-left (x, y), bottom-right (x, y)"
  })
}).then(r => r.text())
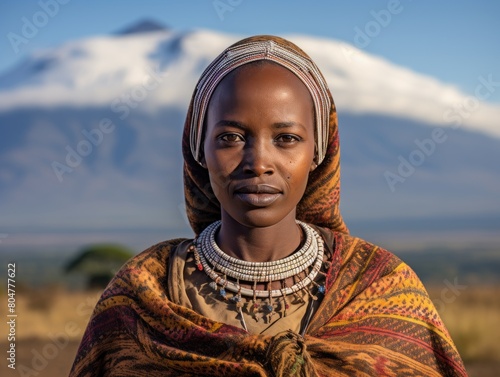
top-left (69, 36), bottom-right (467, 376)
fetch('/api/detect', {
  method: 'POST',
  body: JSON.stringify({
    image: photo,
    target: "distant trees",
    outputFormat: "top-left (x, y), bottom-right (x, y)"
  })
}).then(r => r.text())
top-left (65, 244), bottom-right (134, 289)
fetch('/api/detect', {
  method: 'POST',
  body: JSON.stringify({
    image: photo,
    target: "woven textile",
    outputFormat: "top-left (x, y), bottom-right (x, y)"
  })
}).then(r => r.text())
top-left (69, 229), bottom-right (467, 376)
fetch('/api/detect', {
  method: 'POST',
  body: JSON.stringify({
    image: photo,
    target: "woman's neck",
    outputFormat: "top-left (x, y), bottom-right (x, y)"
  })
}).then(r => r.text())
top-left (216, 211), bottom-right (302, 262)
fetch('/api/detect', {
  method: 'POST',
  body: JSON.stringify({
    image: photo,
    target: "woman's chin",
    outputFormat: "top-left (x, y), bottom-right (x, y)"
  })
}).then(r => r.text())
top-left (223, 207), bottom-right (297, 229)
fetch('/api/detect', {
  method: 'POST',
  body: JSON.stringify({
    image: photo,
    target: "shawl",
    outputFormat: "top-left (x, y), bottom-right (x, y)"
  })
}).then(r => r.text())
top-left (69, 232), bottom-right (467, 376)
top-left (69, 36), bottom-right (467, 376)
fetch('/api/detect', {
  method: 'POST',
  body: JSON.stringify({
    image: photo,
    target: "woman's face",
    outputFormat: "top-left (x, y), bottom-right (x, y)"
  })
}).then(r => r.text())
top-left (203, 62), bottom-right (316, 228)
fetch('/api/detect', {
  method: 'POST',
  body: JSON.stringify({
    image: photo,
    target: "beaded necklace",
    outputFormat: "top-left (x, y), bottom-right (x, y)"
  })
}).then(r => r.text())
top-left (189, 221), bottom-right (327, 330)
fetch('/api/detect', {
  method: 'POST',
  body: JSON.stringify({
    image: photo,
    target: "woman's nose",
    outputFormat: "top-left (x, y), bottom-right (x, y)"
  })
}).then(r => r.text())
top-left (242, 140), bottom-right (274, 176)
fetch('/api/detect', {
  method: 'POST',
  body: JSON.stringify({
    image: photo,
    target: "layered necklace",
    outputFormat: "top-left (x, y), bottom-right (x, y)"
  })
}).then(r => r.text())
top-left (189, 220), bottom-right (327, 330)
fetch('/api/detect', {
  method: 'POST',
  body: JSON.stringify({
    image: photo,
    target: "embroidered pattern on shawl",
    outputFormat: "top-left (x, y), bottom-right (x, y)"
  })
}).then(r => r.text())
top-left (69, 231), bottom-right (467, 376)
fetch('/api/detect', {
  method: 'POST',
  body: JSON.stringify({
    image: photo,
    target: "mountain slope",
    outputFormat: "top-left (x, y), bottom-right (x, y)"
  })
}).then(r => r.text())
top-left (0, 25), bottom-right (499, 244)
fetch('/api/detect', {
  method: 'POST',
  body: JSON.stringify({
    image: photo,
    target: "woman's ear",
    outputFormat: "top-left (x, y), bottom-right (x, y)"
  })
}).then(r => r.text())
top-left (310, 144), bottom-right (318, 172)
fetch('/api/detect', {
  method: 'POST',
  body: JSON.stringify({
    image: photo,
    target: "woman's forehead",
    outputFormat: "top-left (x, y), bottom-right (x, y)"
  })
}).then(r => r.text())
top-left (219, 60), bottom-right (299, 82)
top-left (210, 61), bottom-right (314, 107)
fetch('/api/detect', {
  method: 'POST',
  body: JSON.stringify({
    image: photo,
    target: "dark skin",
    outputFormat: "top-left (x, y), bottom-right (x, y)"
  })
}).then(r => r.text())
top-left (203, 62), bottom-right (316, 264)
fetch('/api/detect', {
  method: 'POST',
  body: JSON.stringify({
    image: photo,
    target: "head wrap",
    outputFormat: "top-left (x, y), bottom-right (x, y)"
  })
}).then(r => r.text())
top-left (190, 37), bottom-right (331, 166)
top-left (182, 35), bottom-right (348, 235)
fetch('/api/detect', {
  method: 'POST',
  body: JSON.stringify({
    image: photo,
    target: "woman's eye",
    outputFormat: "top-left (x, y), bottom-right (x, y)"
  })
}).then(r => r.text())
top-left (220, 133), bottom-right (243, 142)
top-left (276, 134), bottom-right (300, 143)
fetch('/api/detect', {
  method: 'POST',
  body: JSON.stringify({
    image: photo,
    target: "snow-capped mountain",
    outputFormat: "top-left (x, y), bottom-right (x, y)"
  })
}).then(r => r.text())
top-left (1, 21), bottom-right (499, 246)
top-left (2, 23), bottom-right (499, 138)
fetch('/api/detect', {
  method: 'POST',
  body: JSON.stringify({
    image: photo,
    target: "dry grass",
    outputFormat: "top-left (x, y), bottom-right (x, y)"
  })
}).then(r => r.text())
top-left (426, 284), bottom-right (500, 376)
top-left (1, 285), bottom-right (499, 376)
top-left (0, 288), bottom-right (102, 377)
top-left (2, 287), bottom-right (102, 340)
top-left (426, 285), bottom-right (500, 363)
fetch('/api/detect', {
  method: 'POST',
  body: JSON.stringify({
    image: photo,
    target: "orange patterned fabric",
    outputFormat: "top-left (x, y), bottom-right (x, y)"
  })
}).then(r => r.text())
top-left (70, 35), bottom-right (467, 376)
top-left (69, 229), bottom-right (467, 376)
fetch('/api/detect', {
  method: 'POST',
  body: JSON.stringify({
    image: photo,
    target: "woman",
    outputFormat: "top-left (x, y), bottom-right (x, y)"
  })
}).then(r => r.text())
top-left (69, 36), bottom-right (467, 376)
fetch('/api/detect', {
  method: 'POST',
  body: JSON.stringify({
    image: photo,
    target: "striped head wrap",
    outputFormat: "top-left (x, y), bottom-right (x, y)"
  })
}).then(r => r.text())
top-left (182, 35), bottom-right (348, 235)
top-left (190, 37), bottom-right (331, 166)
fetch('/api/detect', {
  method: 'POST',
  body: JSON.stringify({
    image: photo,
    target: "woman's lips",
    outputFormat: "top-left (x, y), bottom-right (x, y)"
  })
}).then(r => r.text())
top-left (234, 184), bottom-right (282, 207)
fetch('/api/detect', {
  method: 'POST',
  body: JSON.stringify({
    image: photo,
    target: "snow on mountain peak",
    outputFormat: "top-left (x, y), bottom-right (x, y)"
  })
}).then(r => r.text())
top-left (0, 27), bottom-right (499, 138)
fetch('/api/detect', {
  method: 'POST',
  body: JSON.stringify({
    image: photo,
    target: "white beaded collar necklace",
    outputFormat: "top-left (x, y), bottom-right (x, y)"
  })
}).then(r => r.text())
top-left (189, 220), bottom-right (327, 327)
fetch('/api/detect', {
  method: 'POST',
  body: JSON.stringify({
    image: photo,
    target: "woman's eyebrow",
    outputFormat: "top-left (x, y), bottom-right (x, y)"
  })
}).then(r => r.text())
top-left (272, 121), bottom-right (307, 131)
top-left (214, 120), bottom-right (307, 131)
top-left (214, 120), bottom-right (247, 130)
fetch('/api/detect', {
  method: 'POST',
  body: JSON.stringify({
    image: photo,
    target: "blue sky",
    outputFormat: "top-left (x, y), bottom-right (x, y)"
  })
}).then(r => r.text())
top-left (0, 0), bottom-right (499, 103)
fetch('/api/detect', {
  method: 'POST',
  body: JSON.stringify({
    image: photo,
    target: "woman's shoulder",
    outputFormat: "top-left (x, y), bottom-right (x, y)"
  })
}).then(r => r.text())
top-left (311, 224), bottom-right (404, 270)
top-left (103, 238), bottom-right (193, 295)
top-left (309, 224), bottom-right (434, 327)
top-left (127, 237), bottom-right (193, 267)
top-left (309, 224), bottom-right (422, 296)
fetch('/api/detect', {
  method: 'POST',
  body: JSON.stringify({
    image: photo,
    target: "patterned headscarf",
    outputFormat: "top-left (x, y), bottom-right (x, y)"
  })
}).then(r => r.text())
top-left (182, 35), bottom-right (348, 235)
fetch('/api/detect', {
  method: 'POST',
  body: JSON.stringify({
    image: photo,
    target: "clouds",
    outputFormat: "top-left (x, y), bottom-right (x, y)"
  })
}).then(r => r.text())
top-left (1, 28), bottom-right (499, 138)
top-left (290, 35), bottom-right (500, 138)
